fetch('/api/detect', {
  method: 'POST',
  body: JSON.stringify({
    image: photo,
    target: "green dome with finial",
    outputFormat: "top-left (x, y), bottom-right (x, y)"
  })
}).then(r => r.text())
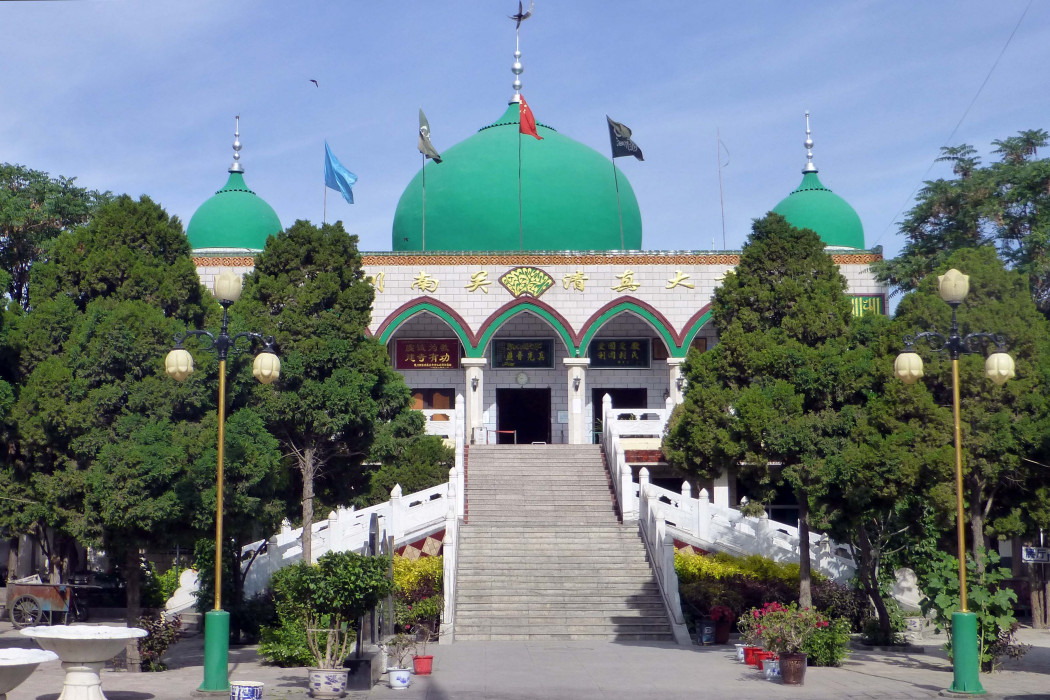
top-left (392, 102), bottom-right (642, 252)
top-left (187, 117), bottom-right (282, 251)
top-left (772, 113), bottom-right (865, 249)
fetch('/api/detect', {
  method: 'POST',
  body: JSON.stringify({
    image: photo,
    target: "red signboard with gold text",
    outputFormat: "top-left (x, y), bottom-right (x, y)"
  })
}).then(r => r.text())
top-left (395, 339), bottom-right (460, 370)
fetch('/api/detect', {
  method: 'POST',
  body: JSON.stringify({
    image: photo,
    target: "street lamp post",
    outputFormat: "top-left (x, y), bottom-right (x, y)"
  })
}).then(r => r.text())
top-left (893, 268), bottom-right (1015, 696)
top-left (164, 270), bottom-right (279, 694)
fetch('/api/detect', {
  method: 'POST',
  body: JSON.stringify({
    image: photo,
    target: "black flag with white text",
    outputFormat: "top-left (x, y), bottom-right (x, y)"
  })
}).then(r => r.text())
top-left (607, 116), bottom-right (644, 161)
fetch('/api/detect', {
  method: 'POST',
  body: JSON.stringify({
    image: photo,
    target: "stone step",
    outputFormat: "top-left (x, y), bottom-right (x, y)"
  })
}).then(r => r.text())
top-left (455, 600), bottom-right (666, 611)
top-left (453, 622), bottom-right (673, 636)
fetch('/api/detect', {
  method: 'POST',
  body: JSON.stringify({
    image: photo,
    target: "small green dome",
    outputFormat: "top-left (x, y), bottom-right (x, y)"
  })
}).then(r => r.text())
top-left (773, 172), bottom-right (864, 249)
top-left (393, 103), bottom-right (642, 251)
top-left (187, 172), bottom-right (282, 250)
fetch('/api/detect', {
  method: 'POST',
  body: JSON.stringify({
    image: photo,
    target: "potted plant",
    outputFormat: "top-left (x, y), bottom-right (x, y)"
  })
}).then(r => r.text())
top-left (271, 551), bottom-right (393, 698)
top-left (708, 605), bottom-right (736, 645)
top-left (753, 601), bottom-right (829, 685)
top-left (736, 607), bottom-right (762, 665)
top-left (380, 634), bottom-right (416, 689)
top-left (412, 626), bottom-right (435, 675)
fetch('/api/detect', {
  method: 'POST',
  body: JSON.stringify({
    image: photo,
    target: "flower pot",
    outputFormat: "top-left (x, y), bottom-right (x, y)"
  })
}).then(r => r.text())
top-left (734, 643), bottom-right (745, 662)
top-left (308, 668), bottom-right (349, 698)
top-left (697, 618), bottom-right (716, 645)
top-left (756, 651), bottom-right (776, 671)
top-left (714, 619), bottom-right (732, 644)
top-left (743, 646), bottom-right (762, 667)
top-left (778, 652), bottom-right (807, 686)
top-left (387, 667), bottom-right (411, 689)
top-left (764, 660), bottom-right (780, 681)
top-left (412, 654), bottom-right (433, 675)
top-left (231, 680), bottom-right (264, 700)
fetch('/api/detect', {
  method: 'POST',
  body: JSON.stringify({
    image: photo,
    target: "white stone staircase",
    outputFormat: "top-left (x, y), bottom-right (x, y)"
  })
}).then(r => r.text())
top-left (453, 444), bottom-right (674, 641)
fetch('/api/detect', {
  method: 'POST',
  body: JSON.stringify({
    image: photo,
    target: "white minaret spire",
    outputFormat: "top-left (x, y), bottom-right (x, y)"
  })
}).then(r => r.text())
top-left (803, 111), bottom-right (818, 174)
top-left (229, 115), bottom-right (244, 173)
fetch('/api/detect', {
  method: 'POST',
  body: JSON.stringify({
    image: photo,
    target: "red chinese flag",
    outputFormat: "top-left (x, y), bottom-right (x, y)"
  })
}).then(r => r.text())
top-left (519, 95), bottom-right (543, 140)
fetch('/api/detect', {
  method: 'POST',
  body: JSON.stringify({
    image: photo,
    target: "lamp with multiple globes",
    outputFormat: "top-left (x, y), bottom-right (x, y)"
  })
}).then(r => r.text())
top-left (893, 269), bottom-right (1014, 696)
top-left (164, 269), bottom-right (279, 693)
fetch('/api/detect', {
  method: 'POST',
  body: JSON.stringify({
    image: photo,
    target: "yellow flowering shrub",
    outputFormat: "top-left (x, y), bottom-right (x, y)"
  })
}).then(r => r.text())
top-left (393, 555), bottom-right (443, 598)
top-left (674, 551), bottom-right (751, 583)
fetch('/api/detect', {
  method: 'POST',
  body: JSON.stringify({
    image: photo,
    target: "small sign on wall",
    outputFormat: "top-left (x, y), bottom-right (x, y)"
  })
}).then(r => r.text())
top-left (492, 338), bottom-right (555, 369)
top-left (395, 339), bottom-right (460, 370)
top-left (589, 338), bottom-right (651, 369)
top-left (851, 295), bottom-right (885, 317)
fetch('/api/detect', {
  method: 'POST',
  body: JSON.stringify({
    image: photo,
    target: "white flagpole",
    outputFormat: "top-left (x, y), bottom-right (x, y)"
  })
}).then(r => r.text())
top-left (611, 158), bottom-right (624, 250)
top-left (421, 153), bottom-right (427, 251)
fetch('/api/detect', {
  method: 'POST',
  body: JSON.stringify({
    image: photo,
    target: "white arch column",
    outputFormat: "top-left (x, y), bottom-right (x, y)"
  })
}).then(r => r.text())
top-left (667, 357), bottom-right (686, 405)
top-left (563, 357), bottom-right (590, 444)
top-left (462, 358), bottom-right (487, 444)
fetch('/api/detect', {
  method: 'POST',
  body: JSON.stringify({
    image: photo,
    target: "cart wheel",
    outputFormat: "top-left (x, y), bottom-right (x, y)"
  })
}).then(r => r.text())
top-left (10, 595), bottom-right (42, 629)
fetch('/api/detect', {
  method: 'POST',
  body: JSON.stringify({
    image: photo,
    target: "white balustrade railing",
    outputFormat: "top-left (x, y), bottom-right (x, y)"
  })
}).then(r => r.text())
top-left (241, 395), bottom-right (467, 600)
top-left (637, 468), bottom-right (691, 645)
top-left (601, 396), bottom-right (856, 585)
top-left (421, 409), bottom-right (456, 440)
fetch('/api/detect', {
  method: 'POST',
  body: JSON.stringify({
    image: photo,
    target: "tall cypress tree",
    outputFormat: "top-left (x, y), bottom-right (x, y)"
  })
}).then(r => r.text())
top-left (237, 220), bottom-right (411, 564)
top-left (664, 213), bottom-right (859, 607)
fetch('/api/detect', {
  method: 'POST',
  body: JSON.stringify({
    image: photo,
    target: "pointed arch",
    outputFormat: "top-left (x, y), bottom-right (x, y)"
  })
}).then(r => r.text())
top-left (375, 298), bottom-right (474, 352)
top-left (675, 306), bottom-right (713, 357)
top-left (472, 298), bottom-right (577, 358)
top-left (577, 297), bottom-right (679, 357)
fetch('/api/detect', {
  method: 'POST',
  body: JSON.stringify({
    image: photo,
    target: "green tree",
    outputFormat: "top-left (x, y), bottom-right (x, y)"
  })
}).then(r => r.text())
top-left (237, 220), bottom-right (411, 564)
top-left (663, 213), bottom-right (859, 607)
top-left (892, 247), bottom-right (1050, 565)
top-left (875, 131), bottom-right (1050, 313)
top-left (14, 195), bottom-right (209, 619)
top-left (815, 313), bottom-right (954, 641)
top-left (0, 163), bottom-right (111, 310)
top-left (355, 409), bottom-right (454, 507)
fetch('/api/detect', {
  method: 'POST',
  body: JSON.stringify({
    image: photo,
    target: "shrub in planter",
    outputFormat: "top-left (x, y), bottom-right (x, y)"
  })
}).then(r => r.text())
top-left (801, 617), bottom-right (851, 666)
top-left (812, 579), bottom-right (869, 631)
top-left (271, 551), bottom-right (393, 669)
top-left (753, 601), bottom-right (829, 654)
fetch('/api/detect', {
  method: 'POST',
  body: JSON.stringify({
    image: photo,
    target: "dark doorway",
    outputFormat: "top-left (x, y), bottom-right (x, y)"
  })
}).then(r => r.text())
top-left (496, 388), bottom-right (551, 444)
top-left (592, 388), bottom-right (647, 411)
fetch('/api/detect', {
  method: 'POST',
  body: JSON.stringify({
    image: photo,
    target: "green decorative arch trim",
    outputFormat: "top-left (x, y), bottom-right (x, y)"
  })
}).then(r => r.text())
top-left (473, 300), bottom-right (577, 358)
top-left (675, 310), bottom-right (712, 358)
top-left (376, 301), bottom-right (474, 351)
top-left (578, 300), bottom-right (677, 358)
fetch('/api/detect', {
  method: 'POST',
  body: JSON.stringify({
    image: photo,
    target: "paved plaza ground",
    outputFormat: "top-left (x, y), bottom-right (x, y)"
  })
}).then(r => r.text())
top-left (1, 621), bottom-right (1048, 699)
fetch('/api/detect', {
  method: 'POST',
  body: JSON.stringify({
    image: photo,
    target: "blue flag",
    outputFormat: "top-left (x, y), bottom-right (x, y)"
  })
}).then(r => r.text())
top-left (324, 141), bottom-right (357, 204)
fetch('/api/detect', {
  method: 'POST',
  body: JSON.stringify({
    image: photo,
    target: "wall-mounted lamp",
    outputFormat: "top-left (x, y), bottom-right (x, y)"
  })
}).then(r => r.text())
top-left (663, 389), bottom-right (670, 400)
top-left (675, 375), bottom-right (685, 391)
top-left (572, 376), bottom-right (581, 392)
top-left (470, 376), bottom-right (479, 392)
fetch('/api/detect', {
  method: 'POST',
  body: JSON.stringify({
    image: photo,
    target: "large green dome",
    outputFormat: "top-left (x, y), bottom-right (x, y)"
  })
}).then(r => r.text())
top-left (393, 103), bottom-right (642, 252)
top-left (773, 171), bottom-right (864, 249)
top-left (187, 171), bottom-right (282, 251)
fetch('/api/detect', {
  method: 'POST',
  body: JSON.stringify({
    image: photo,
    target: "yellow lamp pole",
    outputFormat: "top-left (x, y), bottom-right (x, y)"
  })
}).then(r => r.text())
top-left (894, 269), bottom-right (1014, 695)
top-left (164, 270), bottom-right (279, 693)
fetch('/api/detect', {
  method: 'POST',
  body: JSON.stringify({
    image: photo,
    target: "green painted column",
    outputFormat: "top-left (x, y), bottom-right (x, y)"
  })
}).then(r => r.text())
top-left (948, 611), bottom-right (986, 695)
top-left (199, 610), bottom-right (230, 693)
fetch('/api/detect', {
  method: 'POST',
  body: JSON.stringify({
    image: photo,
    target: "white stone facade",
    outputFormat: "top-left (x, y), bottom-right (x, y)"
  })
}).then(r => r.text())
top-left (193, 250), bottom-right (886, 445)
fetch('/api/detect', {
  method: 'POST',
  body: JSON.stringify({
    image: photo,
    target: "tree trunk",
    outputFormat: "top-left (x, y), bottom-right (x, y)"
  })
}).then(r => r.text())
top-left (1030, 560), bottom-right (1048, 629)
top-left (797, 495), bottom-right (812, 608)
top-left (969, 498), bottom-right (985, 574)
top-left (124, 548), bottom-right (142, 672)
top-left (857, 524), bottom-right (893, 642)
top-left (6, 537), bottom-right (17, 581)
top-left (301, 446), bottom-right (317, 565)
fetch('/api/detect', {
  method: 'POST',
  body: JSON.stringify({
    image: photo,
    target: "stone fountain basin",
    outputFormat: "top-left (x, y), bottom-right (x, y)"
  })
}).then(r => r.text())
top-left (0, 648), bottom-right (59, 694)
top-left (19, 626), bottom-right (148, 663)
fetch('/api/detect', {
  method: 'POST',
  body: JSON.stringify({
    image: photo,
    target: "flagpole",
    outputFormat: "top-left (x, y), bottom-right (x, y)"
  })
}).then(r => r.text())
top-left (611, 159), bottom-right (624, 250)
top-left (421, 153), bottom-right (427, 252)
top-left (717, 128), bottom-right (727, 250)
top-left (518, 126), bottom-right (523, 251)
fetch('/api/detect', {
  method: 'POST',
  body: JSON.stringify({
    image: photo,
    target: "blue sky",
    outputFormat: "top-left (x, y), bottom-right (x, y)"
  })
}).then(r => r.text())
top-left (2, 1), bottom-right (1048, 258)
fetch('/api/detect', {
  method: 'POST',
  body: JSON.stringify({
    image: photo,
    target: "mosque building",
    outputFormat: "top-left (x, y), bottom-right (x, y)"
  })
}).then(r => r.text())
top-left (185, 50), bottom-right (886, 467)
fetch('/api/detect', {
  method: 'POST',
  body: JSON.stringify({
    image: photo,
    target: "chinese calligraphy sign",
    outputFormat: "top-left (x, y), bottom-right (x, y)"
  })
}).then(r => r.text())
top-left (395, 338), bottom-right (460, 370)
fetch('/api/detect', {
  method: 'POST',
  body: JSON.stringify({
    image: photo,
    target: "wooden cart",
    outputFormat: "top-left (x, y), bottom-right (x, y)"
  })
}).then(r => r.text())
top-left (7, 581), bottom-right (91, 629)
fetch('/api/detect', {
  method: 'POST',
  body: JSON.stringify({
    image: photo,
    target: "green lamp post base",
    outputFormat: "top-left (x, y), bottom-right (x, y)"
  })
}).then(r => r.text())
top-left (198, 610), bottom-right (231, 693)
top-left (947, 611), bottom-right (986, 696)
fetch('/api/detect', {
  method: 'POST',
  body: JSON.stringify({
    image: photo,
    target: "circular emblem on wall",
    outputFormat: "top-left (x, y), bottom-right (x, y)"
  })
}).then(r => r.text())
top-left (516, 372), bottom-right (529, 387)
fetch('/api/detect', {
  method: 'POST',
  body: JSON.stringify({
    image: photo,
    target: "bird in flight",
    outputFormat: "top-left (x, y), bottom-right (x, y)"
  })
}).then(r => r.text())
top-left (309, 79), bottom-right (319, 87)
top-left (509, 1), bottom-right (533, 29)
